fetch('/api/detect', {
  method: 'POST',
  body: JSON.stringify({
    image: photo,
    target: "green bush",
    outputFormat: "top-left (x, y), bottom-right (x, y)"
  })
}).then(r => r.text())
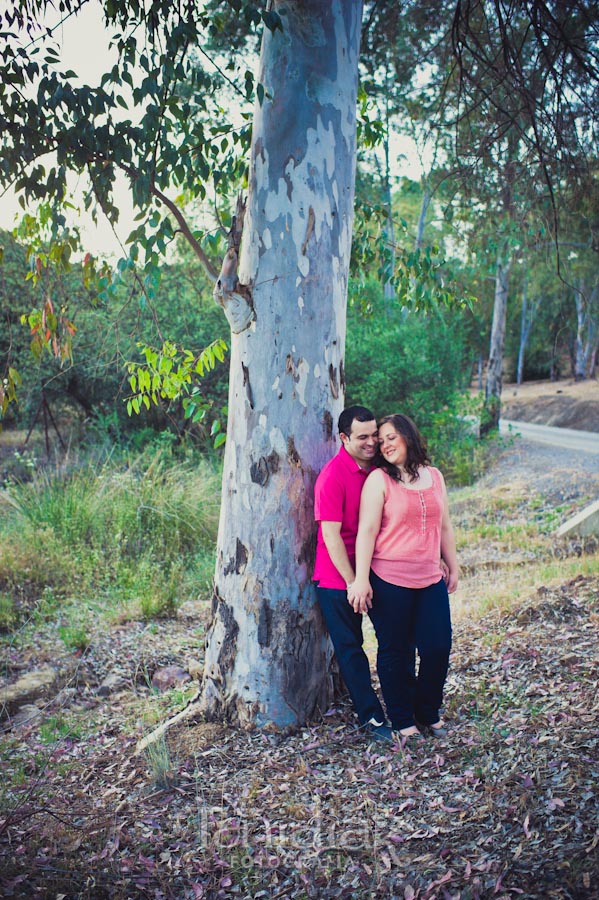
top-left (346, 298), bottom-right (467, 422)
top-left (58, 622), bottom-right (91, 652)
top-left (345, 287), bottom-right (483, 482)
top-left (426, 397), bottom-right (489, 485)
top-left (1, 229), bottom-right (229, 449)
top-left (0, 592), bottom-right (16, 630)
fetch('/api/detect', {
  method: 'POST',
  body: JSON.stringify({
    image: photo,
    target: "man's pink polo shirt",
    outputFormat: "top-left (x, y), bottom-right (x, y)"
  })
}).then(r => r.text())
top-left (313, 445), bottom-right (370, 589)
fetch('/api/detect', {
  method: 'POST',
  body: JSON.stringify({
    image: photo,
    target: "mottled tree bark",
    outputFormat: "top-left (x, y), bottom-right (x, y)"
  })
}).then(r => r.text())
top-left (199, 0), bottom-right (364, 727)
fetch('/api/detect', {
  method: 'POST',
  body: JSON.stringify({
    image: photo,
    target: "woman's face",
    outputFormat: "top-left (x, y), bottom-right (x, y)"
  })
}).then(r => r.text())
top-left (378, 424), bottom-right (407, 467)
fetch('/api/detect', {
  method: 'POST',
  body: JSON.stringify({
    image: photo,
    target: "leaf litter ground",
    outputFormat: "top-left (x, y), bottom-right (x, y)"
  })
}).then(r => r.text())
top-left (1, 438), bottom-right (599, 900)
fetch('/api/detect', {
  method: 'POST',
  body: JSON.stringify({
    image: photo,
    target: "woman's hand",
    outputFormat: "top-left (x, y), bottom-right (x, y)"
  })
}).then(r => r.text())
top-left (441, 558), bottom-right (459, 592)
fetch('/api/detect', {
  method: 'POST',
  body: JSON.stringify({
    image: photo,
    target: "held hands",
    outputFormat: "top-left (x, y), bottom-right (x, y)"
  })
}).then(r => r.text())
top-left (347, 579), bottom-right (372, 614)
top-left (348, 559), bottom-right (459, 611)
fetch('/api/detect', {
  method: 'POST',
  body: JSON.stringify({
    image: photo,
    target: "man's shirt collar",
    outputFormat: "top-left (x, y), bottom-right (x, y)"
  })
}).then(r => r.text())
top-left (338, 444), bottom-right (370, 474)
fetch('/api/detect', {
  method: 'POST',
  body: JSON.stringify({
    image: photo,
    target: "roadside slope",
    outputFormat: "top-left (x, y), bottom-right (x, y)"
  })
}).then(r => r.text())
top-left (501, 378), bottom-right (599, 432)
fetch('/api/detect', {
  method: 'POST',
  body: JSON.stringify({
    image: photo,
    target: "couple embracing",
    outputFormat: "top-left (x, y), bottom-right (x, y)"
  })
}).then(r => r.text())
top-left (313, 405), bottom-right (459, 745)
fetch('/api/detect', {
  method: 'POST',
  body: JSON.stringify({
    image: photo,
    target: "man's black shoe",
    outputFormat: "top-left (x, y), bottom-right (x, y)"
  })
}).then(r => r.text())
top-left (363, 718), bottom-right (394, 743)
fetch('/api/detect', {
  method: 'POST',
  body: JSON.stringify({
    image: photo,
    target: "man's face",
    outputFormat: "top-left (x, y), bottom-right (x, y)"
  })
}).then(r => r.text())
top-left (341, 418), bottom-right (378, 465)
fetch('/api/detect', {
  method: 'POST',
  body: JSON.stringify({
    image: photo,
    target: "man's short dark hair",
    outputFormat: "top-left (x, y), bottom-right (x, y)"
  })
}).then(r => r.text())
top-left (338, 405), bottom-right (376, 437)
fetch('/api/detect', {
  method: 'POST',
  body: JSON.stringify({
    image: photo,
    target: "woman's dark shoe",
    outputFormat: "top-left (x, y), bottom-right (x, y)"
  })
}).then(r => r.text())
top-left (395, 725), bottom-right (425, 747)
top-left (418, 720), bottom-right (449, 738)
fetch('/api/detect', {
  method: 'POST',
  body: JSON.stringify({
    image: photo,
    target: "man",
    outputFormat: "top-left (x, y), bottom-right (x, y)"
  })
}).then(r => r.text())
top-left (313, 405), bottom-right (392, 742)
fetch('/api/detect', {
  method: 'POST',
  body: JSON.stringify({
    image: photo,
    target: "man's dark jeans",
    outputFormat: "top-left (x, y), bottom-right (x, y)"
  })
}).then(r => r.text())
top-left (316, 586), bottom-right (386, 726)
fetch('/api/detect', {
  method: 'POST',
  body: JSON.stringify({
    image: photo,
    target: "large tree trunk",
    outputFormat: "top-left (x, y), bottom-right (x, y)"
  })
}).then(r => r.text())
top-left (199, 0), bottom-right (364, 728)
top-left (482, 249), bottom-right (511, 434)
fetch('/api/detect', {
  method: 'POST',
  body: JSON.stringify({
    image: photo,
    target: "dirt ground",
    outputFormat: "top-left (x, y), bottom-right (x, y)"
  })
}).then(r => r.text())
top-left (500, 377), bottom-right (599, 432)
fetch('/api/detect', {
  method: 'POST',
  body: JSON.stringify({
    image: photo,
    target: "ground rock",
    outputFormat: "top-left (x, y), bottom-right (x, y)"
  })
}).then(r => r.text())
top-left (97, 673), bottom-right (129, 696)
top-left (9, 704), bottom-right (44, 728)
top-left (151, 665), bottom-right (191, 692)
top-left (186, 658), bottom-right (203, 680)
top-left (0, 665), bottom-right (57, 717)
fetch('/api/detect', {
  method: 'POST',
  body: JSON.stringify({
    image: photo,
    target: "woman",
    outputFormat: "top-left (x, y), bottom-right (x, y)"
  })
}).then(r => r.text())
top-left (350, 414), bottom-right (459, 741)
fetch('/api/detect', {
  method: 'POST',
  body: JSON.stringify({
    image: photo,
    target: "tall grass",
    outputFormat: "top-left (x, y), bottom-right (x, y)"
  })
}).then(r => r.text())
top-left (0, 447), bottom-right (221, 630)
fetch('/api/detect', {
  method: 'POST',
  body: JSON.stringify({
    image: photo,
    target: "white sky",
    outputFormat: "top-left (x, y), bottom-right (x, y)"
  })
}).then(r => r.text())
top-left (0, 2), bottom-right (136, 258)
top-left (0, 1), bottom-right (425, 260)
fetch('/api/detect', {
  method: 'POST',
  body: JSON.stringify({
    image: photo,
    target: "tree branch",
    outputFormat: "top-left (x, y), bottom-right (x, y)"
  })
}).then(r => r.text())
top-left (151, 185), bottom-right (218, 281)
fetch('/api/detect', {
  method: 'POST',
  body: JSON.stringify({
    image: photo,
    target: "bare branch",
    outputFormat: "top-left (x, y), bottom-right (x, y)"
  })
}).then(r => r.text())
top-left (151, 186), bottom-right (219, 281)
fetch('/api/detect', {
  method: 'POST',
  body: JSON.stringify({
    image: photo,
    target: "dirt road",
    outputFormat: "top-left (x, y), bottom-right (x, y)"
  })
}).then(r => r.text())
top-left (500, 419), bottom-right (599, 454)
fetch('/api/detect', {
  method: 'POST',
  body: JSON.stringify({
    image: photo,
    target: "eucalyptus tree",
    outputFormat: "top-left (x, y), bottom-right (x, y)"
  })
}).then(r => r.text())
top-left (555, 175), bottom-right (599, 379)
top-left (515, 272), bottom-right (537, 385)
top-left (359, 0), bottom-right (457, 257)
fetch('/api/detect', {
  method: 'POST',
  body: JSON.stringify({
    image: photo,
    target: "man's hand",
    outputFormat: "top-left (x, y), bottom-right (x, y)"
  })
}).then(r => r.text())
top-left (348, 580), bottom-right (372, 614)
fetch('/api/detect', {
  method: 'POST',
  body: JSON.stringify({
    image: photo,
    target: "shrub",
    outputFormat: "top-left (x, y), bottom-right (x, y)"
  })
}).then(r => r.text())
top-left (345, 295), bottom-right (484, 482)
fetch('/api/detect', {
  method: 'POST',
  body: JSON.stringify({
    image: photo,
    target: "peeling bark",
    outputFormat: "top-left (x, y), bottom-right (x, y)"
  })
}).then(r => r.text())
top-left (214, 248), bottom-right (256, 333)
top-left (199, 0), bottom-right (363, 727)
top-left (223, 539), bottom-right (248, 576)
top-left (213, 197), bottom-right (255, 333)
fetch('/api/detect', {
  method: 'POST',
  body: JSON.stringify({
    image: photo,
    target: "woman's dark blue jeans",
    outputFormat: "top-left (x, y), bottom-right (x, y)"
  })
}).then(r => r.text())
top-left (368, 571), bottom-right (452, 731)
top-left (316, 586), bottom-right (386, 726)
